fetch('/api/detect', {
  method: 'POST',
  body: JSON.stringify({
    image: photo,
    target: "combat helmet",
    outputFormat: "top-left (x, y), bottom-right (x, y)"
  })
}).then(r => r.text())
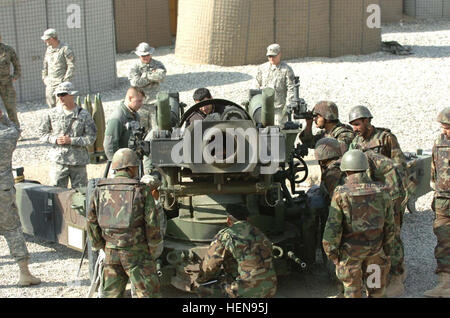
top-left (340, 149), bottom-right (369, 172)
top-left (111, 148), bottom-right (140, 170)
top-left (314, 137), bottom-right (342, 161)
top-left (313, 101), bottom-right (339, 121)
top-left (348, 105), bottom-right (373, 123)
top-left (437, 107), bottom-right (450, 125)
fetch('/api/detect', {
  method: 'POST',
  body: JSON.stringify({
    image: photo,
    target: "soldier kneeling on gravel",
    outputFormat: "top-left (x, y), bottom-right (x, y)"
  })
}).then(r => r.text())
top-left (322, 150), bottom-right (395, 298)
top-left (195, 204), bottom-right (277, 298)
top-left (86, 148), bottom-right (164, 298)
top-left (424, 107), bottom-right (450, 298)
top-left (0, 109), bottom-right (41, 286)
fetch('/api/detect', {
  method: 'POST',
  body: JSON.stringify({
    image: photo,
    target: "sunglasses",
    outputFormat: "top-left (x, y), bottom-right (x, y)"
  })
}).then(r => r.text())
top-left (57, 93), bottom-right (69, 97)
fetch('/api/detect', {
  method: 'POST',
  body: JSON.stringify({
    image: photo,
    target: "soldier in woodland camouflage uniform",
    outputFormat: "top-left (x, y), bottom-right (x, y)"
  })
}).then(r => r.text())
top-left (323, 150), bottom-right (395, 298)
top-left (38, 82), bottom-right (96, 188)
top-left (314, 138), bottom-right (346, 242)
top-left (41, 29), bottom-right (75, 108)
top-left (0, 109), bottom-right (41, 286)
top-left (364, 150), bottom-right (407, 292)
top-left (87, 148), bottom-right (163, 298)
top-left (348, 105), bottom-right (409, 296)
top-left (0, 34), bottom-right (21, 127)
top-left (255, 44), bottom-right (295, 126)
top-left (300, 101), bottom-right (355, 152)
top-left (424, 107), bottom-right (450, 298)
top-left (128, 43), bottom-right (166, 133)
top-left (196, 204), bottom-right (277, 298)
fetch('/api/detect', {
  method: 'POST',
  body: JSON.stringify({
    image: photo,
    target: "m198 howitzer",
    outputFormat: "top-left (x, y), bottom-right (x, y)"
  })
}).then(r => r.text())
top-left (286, 76), bottom-right (314, 121)
top-left (128, 126), bottom-right (150, 160)
top-left (128, 92), bottom-right (186, 160)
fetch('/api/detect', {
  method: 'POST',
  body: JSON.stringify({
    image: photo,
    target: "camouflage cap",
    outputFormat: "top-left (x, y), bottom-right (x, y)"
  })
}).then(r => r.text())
top-left (437, 107), bottom-right (450, 125)
top-left (41, 28), bottom-right (57, 40)
top-left (348, 105), bottom-right (373, 123)
top-left (314, 137), bottom-right (342, 161)
top-left (340, 149), bottom-right (369, 172)
top-left (313, 101), bottom-right (339, 121)
top-left (54, 82), bottom-right (78, 96)
top-left (266, 43), bottom-right (281, 56)
top-left (111, 148), bottom-right (140, 170)
top-left (135, 42), bottom-right (155, 56)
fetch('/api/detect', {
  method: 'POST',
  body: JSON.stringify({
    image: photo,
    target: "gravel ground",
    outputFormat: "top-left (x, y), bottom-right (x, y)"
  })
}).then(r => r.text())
top-left (1, 18), bottom-right (449, 298)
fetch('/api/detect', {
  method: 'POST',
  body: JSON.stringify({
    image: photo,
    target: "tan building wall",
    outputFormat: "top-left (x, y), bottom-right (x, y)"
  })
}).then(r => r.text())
top-left (175, 0), bottom-right (382, 66)
top-left (114, 0), bottom-right (173, 53)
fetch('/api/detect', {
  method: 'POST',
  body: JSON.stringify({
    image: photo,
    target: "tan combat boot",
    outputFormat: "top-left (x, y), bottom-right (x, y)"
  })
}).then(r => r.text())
top-left (423, 273), bottom-right (450, 298)
top-left (386, 274), bottom-right (404, 297)
top-left (18, 260), bottom-right (41, 287)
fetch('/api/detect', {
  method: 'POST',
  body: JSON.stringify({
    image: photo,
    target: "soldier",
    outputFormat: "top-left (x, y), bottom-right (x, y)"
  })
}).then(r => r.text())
top-left (186, 88), bottom-right (226, 126)
top-left (348, 105), bottom-right (408, 296)
top-left (128, 43), bottom-right (166, 133)
top-left (38, 82), bottom-right (97, 188)
top-left (424, 107), bottom-right (450, 298)
top-left (255, 44), bottom-right (295, 126)
top-left (364, 150), bottom-right (408, 297)
top-left (104, 87), bottom-right (144, 161)
top-left (0, 34), bottom-right (21, 128)
top-left (300, 101), bottom-right (355, 152)
top-left (0, 109), bottom-right (41, 286)
top-left (86, 148), bottom-right (163, 298)
top-left (322, 150), bottom-right (395, 298)
top-left (314, 137), bottom-right (346, 224)
top-left (196, 204), bottom-right (277, 298)
top-left (314, 138), bottom-right (345, 296)
top-left (41, 29), bottom-right (75, 108)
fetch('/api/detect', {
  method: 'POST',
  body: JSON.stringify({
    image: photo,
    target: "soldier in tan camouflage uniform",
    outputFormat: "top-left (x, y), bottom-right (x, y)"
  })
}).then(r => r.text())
top-left (86, 148), bottom-right (163, 298)
top-left (255, 44), bottom-right (295, 126)
top-left (323, 150), bottom-right (395, 298)
top-left (348, 105), bottom-right (408, 297)
top-left (41, 29), bottom-right (75, 108)
top-left (0, 34), bottom-right (21, 127)
top-left (424, 107), bottom-right (450, 298)
top-left (196, 204), bottom-right (277, 298)
top-left (300, 101), bottom-right (355, 152)
top-left (128, 43), bottom-right (166, 133)
top-left (0, 109), bottom-right (41, 286)
top-left (38, 82), bottom-right (96, 188)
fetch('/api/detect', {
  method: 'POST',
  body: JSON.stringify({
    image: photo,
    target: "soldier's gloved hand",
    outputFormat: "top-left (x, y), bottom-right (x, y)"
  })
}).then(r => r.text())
top-left (98, 249), bottom-right (106, 260)
top-left (141, 174), bottom-right (162, 190)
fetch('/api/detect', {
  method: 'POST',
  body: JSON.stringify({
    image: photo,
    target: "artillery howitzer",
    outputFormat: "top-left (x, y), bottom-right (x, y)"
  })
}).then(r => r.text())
top-left (13, 88), bottom-right (433, 295)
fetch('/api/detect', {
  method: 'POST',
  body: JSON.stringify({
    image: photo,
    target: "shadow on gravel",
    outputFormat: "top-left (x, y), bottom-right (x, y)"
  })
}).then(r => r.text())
top-left (164, 71), bottom-right (253, 93)
top-left (382, 20), bottom-right (450, 34)
top-left (287, 45), bottom-right (450, 65)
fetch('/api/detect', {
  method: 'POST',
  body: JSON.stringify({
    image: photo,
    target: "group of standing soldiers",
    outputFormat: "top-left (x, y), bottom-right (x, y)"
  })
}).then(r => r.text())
top-left (305, 102), bottom-right (449, 298)
top-left (0, 29), bottom-right (448, 298)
